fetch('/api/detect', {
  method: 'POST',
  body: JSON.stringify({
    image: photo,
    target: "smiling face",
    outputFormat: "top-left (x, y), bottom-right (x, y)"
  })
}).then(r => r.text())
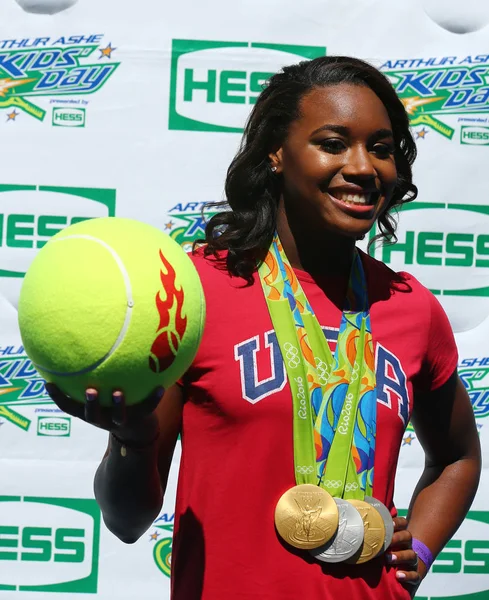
top-left (270, 83), bottom-right (398, 240)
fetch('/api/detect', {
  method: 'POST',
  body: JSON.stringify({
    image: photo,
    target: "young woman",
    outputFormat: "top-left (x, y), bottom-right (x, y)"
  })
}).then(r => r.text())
top-left (47, 56), bottom-right (481, 600)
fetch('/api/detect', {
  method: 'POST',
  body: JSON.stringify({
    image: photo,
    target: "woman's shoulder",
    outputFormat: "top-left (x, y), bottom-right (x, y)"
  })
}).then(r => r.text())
top-left (188, 245), bottom-right (228, 276)
top-left (187, 246), bottom-right (251, 289)
top-left (359, 249), bottom-right (434, 306)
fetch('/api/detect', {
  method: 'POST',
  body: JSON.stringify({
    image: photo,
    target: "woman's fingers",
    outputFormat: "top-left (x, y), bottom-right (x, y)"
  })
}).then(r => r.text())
top-left (112, 390), bottom-right (126, 426)
top-left (387, 548), bottom-right (418, 566)
top-left (390, 528), bottom-right (414, 550)
top-left (44, 382), bottom-right (85, 419)
top-left (84, 388), bottom-right (100, 424)
top-left (396, 568), bottom-right (421, 585)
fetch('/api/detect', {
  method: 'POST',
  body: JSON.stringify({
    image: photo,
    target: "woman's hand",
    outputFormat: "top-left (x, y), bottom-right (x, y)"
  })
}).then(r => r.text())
top-left (386, 517), bottom-right (425, 597)
top-left (44, 383), bottom-right (164, 445)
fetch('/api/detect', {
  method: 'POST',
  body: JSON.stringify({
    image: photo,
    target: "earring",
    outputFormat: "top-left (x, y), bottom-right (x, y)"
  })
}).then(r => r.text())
top-left (271, 166), bottom-right (277, 172)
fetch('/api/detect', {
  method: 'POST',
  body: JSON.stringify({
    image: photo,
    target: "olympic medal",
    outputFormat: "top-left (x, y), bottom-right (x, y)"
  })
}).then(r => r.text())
top-left (275, 484), bottom-right (339, 550)
top-left (345, 499), bottom-right (386, 564)
top-left (310, 498), bottom-right (364, 563)
top-left (364, 496), bottom-right (394, 554)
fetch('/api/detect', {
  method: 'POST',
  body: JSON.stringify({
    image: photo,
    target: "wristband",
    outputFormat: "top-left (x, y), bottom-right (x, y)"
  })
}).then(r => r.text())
top-left (110, 431), bottom-right (159, 457)
top-left (412, 538), bottom-right (434, 571)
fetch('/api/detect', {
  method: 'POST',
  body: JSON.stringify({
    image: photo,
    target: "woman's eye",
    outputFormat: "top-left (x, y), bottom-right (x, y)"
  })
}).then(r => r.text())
top-left (319, 139), bottom-right (346, 153)
top-left (372, 143), bottom-right (394, 158)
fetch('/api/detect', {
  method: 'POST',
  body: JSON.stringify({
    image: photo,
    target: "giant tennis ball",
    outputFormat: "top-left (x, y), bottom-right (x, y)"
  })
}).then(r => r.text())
top-left (18, 217), bottom-right (205, 406)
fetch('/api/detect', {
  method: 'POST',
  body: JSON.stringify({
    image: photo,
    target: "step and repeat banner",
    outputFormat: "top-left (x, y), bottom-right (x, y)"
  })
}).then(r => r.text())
top-left (0, 0), bottom-right (488, 598)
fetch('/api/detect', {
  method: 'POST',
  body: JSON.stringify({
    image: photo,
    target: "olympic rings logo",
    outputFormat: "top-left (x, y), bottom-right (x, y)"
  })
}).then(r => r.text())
top-left (345, 483), bottom-right (359, 492)
top-left (314, 357), bottom-right (330, 386)
top-left (284, 342), bottom-right (300, 368)
top-left (296, 465), bottom-right (314, 475)
top-left (351, 362), bottom-right (360, 382)
top-left (324, 480), bottom-right (343, 489)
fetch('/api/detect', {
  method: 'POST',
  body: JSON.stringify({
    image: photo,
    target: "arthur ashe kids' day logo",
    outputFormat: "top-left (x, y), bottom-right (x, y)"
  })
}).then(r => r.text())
top-left (382, 55), bottom-right (489, 143)
top-left (0, 34), bottom-right (119, 125)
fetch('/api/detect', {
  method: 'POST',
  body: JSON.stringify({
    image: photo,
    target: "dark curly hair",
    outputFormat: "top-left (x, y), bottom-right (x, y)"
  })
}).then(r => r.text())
top-left (198, 55), bottom-right (418, 283)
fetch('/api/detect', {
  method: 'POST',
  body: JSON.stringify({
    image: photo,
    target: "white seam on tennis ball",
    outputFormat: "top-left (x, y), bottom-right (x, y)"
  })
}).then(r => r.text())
top-left (34, 234), bottom-right (134, 377)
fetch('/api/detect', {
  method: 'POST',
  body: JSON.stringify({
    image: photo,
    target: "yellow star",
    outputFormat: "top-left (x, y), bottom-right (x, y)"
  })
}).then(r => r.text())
top-left (6, 110), bottom-right (19, 122)
top-left (149, 531), bottom-right (160, 541)
top-left (164, 221), bottom-right (174, 230)
top-left (416, 127), bottom-right (429, 140)
top-left (403, 434), bottom-right (415, 446)
top-left (99, 43), bottom-right (116, 59)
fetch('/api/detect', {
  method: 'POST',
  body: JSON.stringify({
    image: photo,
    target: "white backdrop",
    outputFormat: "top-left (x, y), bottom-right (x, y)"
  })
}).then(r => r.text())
top-left (0, 0), bottom-right (488, 598)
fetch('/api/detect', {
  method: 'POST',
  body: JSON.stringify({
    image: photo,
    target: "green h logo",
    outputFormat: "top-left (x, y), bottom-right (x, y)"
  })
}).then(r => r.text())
top-left (169, 39), bottom-right (326, 132)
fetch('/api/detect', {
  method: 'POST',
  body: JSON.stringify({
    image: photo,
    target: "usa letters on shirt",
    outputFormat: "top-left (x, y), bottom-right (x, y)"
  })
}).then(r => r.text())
top-left (235, 326), bottom-right (410, 426)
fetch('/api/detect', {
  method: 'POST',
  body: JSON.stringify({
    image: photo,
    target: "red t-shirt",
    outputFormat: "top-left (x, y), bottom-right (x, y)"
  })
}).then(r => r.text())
top-left (171, 249), bottom-right (458, 600)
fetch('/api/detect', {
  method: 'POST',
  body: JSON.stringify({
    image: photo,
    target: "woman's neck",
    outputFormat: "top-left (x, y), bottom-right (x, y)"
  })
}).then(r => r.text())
top-left (275, 202), bottom-right (356, 277)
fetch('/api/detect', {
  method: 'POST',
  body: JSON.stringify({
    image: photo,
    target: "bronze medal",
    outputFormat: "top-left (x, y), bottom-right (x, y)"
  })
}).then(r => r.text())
top-left (345, 499), bottom-right (386, 564)
top-left (275, 484), bottom-right (339, 550)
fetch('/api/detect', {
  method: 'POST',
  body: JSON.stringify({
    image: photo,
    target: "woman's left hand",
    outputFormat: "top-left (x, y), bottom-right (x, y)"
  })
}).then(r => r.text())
top-left (386, 517), bottom-right (426, 597)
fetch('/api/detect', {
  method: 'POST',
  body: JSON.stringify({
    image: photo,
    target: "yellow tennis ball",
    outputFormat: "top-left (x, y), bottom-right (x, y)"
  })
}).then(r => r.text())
top-left (18, 217), bottom-right (205, 406)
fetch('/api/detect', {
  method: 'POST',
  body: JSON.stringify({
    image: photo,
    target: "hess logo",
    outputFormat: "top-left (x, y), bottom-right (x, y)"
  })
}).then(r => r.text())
top-left (364, 202), bottom-right (489, 332)
top-left (0, 496), bottom-right (100, 593)
top-left (169, 40), bottom-right (326, 132)
top-left (37, 416), bottom-right (71, 436)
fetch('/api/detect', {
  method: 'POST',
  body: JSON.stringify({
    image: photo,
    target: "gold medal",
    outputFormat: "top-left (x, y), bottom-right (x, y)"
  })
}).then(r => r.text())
top-left (274, 484), bottom-right (339, 550)
top-left (346, 499), bottom-right (386, 564)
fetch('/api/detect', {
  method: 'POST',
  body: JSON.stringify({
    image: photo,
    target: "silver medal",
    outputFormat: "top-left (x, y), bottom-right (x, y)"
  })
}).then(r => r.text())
top-left (363, 496), bottom-right (394, 553)
top-left (310, 498), bottom-right (364, 563)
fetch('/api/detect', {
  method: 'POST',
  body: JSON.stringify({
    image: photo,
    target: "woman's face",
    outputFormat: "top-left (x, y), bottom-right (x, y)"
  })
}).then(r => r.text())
top-left (270, 83), bottom-right (398, 240)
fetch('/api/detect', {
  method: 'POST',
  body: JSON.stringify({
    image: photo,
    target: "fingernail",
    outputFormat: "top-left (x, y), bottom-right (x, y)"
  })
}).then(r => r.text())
top-left (396, 572), bottom-right (406, 580)
top-left (387, 554), bottom-right (397, 562)
top-left (113, 391), bottom-right (123, 403)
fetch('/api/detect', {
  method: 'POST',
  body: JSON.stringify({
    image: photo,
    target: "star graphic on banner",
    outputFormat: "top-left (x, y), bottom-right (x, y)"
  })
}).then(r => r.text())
top-left (403, 434), bottom-right (416, 446)
top-left (164, 220), bottom-right (175, 230)
top-left (149, 530), bottom-right (160, 541)
top-left (99, 43), bottom-right (116, 59)
top-left (416, 127), bottom-right (429, 140)
top-left (6, 109), bottom-right (18, 122)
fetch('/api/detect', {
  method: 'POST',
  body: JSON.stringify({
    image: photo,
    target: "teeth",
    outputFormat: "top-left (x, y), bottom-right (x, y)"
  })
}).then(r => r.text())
top-left (334, 192), bottom-right (371, 205)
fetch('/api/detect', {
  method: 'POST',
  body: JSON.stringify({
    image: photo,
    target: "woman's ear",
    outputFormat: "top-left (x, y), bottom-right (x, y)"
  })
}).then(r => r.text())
top-left (268, 148), bottom-right (283, 174)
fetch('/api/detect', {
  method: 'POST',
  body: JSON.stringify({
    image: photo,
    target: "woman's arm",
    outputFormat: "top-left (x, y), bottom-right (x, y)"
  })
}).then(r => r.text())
top-left (407, 370), bottom-right (481, 577)
top-left (93, 384), bottom-right (184, 543)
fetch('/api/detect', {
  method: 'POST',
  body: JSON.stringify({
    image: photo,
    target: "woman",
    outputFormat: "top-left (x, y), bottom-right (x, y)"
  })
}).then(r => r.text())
top-left (47, 56), bottom-right (481, 599)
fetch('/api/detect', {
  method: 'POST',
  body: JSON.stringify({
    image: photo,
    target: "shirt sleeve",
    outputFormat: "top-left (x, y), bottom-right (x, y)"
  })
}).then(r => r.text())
top-left (416, 291), bottom-right (459, 392)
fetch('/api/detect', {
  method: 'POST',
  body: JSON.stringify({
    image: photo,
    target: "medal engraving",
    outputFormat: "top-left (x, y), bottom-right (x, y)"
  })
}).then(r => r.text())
top-left (310, 498), bottom-right (364, 563)
top-left (275, 484), bottom-right (339, 550)
top-left (346, 499), bottom-right (386, 564)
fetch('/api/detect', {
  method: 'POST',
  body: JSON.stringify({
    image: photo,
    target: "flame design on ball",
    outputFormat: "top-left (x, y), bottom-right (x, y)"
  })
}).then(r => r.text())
top-left (149, 250), bottom-right (187, 373)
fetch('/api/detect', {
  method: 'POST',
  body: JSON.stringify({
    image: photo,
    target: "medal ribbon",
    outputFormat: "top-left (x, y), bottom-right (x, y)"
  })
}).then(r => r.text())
top-left (258, 235), bottom-right (376, 500)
